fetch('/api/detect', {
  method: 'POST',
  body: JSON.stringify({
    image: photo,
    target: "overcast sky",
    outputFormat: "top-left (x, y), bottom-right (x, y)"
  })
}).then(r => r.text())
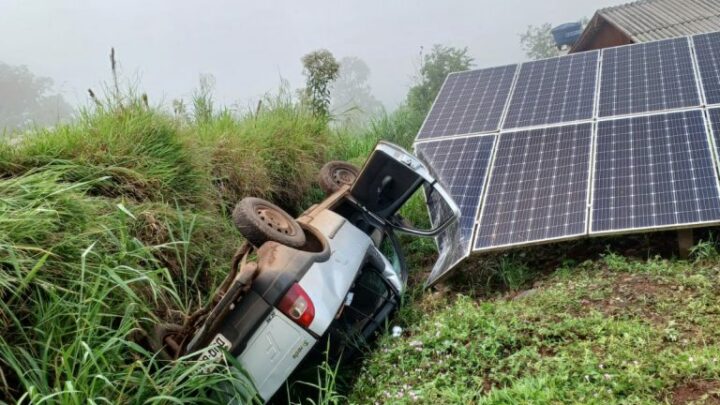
top-left (1, 0), bottom-right (626, 110)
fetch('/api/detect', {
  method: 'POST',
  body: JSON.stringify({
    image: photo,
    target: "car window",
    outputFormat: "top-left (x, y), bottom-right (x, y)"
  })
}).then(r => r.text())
top-left (380, 234), bottom-right (403, 277)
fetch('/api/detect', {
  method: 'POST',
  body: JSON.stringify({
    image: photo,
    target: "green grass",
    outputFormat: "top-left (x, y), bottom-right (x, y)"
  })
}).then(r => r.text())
top-left (0, 161), bottom-right (261, 402)
top-left (350, 254), bottom-right (720, 404)
top-left (14, 72), bottom-right (720, 405)
top-left (5, 108), bottom-right (202, 204)
top-left (189, 89), bottom-right (332, 214)
top-left (0, 73), bottom-right (424, 402)
top-left (0, 81), bottom-right (357, 403)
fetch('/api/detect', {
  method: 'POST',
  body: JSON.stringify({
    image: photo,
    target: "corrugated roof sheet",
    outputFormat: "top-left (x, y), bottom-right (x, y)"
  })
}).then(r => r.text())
top-left (599, 0), bottom-right (720, 42)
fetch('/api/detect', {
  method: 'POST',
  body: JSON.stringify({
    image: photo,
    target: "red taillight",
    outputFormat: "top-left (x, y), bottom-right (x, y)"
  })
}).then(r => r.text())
top-left (278, 283), bottom-right (315, 328)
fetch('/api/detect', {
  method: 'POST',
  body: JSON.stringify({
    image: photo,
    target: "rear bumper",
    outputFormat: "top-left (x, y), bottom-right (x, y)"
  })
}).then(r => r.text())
top-left (237, 309), bottom-right (316, 401)
top-left (216, 290), bottom-right (273, 356)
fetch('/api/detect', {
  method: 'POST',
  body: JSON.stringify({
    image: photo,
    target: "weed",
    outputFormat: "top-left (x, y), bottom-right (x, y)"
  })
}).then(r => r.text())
top-left (0, 172), bottom-right (257, 402)
top-left (602, 250), bottom-right (632, 272)
top-left (690, 233), bottom-right (720, 261)
top-left (288, 342), bottom-right (346, 405)
top-left (496, 256), bottom-right (531, 291)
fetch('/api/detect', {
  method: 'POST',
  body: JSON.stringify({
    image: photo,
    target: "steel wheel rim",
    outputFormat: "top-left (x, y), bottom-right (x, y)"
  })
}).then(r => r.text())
top-left (256, 204), bottom-right (296, 236)
top-left (332, 167), bottom-right (356, 186)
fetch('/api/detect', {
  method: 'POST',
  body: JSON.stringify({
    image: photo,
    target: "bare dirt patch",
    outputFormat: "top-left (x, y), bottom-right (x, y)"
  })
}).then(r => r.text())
top-left (671, 380), bottom-right (720, 404)
top-left (579, 273), bottom-right (686, 324)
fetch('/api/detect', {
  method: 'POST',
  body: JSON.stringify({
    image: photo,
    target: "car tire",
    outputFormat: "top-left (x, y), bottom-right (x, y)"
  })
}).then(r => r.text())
top-left (318, 161), bottom-right (360, 195)
top-left (233, 197), bottom-right (306, 248)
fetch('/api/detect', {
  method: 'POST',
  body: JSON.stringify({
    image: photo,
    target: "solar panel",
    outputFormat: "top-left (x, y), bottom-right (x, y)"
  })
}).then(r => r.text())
top-left (693, 32), bottom-right (720, 105)
top-left (474, 123), bottom-right (592, 250)
top-left (599, 37), bottom-right (700, 117)
top-left (417, 65), bottom-right (517, 140)
top-left (502, 51), bottom-right (598, 129)
top-left (591, 110), bottom-right (720, 234)
top-left (415, 135), bottom-right (496, 262)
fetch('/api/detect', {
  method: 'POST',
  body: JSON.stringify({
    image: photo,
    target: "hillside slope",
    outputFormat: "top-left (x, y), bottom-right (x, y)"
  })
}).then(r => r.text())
top-left (350, 252), bottom-right (720, 404)
top-left (0, 96), bottom-right (350, 403)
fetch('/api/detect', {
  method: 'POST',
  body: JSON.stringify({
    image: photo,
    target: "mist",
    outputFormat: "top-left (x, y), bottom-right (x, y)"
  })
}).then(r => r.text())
top-left (1, 0), bottom-right (625, 112)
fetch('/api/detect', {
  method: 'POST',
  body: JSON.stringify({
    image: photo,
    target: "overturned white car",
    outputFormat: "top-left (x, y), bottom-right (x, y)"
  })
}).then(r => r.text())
top-left (147, 141), bottom-right (459, 402)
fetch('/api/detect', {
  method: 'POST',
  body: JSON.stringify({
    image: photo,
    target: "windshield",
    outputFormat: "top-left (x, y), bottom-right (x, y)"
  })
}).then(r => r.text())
top-left (379, 231), bottom-right (407, 287)
top-left (424, 185), bottom-right (469, 286)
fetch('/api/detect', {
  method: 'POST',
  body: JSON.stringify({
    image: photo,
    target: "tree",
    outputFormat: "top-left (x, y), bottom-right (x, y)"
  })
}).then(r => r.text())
top-left (0, 62), bottom-right (73, 131)
top-left (519, 19), bottom-right (589, 60)
top-left (520, 23), bottom-right (563, 60)
top-left (301, 49), bottom-right (340, 118)
top-left (406, 45), bottom-right (474, 117)
top-left (330, 57), bottom-right (383, 128)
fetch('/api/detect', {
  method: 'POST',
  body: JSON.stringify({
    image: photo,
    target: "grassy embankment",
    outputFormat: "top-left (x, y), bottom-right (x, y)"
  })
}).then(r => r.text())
top-left (0, 84), bottom-right (421, 403)
top-left (351, 242), bottom-right (720, 404)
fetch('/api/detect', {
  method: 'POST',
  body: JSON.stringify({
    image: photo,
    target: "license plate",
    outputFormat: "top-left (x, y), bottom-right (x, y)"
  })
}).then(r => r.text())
top-left (197, 334), bottom-right (232, 373)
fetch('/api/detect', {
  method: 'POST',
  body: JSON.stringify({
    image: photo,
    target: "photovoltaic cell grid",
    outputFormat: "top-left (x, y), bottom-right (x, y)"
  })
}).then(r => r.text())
top-left (474, 123), bottom-right (592, 250)
top-left (599, 37), bottom-right (700, 117)
top-left (416, 65), bottom-right (516, 140)
top-left (415, 136), bottom-right (495, 259)
top-left (693, 32), bottom-right (720, 105)
top-left (503, 51), bottom-right (599, 129)
top-left (592, 110), bottom-right (720, 233)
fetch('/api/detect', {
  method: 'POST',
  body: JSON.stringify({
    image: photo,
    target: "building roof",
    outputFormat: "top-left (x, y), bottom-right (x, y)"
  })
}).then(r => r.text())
top-left (597, 0), bottom-right (720, 42)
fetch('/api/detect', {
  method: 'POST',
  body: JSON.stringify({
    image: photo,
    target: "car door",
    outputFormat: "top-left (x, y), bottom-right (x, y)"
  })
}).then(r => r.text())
top-left (350, 141), bottom-right (427, 221)
top-left (351, 141), bottom-right (461, 287)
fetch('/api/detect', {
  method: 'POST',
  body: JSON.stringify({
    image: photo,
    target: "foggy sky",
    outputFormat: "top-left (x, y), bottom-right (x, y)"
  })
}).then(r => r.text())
top-left (1, 0), bottom-right (626, 110)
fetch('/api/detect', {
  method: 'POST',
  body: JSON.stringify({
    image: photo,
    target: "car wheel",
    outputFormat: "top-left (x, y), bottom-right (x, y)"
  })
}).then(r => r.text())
top-left (233, 197), bottom-right (306, 248)
top-left (318, 161), bottom-right (360, 195)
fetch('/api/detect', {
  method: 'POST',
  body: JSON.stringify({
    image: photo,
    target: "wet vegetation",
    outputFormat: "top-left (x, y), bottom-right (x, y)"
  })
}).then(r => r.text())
top-left (352, 245), bottom-right (720, 404)
top-left (4, 44), bottom-right (720, 405)
top-left (0, 51), bottom-right (427, 401)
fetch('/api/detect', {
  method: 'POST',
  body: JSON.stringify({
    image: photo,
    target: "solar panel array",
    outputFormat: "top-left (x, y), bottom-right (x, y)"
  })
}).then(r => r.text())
top-left (416, 34), bottom-right (720, 284)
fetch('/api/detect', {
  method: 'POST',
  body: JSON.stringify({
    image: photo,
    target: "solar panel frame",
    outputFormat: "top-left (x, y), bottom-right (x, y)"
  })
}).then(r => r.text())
top-left (597, 37), bottom-right (701, 118)
top-left (585, 48), bottom-right (606, 235)
top-left (416, 64), bottom-right (518, 141)
top-left (473, 122), bottom-right (594, 252)
top-left (692, 32), bottom-right (720, 106)
top-left (704, 107), bottom-right (720, 176)
top-left (590, 109), bottom-right (720, 235)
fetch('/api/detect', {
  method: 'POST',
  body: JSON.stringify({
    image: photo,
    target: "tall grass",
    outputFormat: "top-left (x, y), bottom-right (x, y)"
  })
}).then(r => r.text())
top-left (0, 65), bottom-right (433, 402)
top-left (0, 81), bottom-right (340, 402)
top-left (0, 166), bottom-right (256, 402)
top-left (189, 87), bottom-right (331, 214)
top-left (4, 107), bottom-right (202, 204)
